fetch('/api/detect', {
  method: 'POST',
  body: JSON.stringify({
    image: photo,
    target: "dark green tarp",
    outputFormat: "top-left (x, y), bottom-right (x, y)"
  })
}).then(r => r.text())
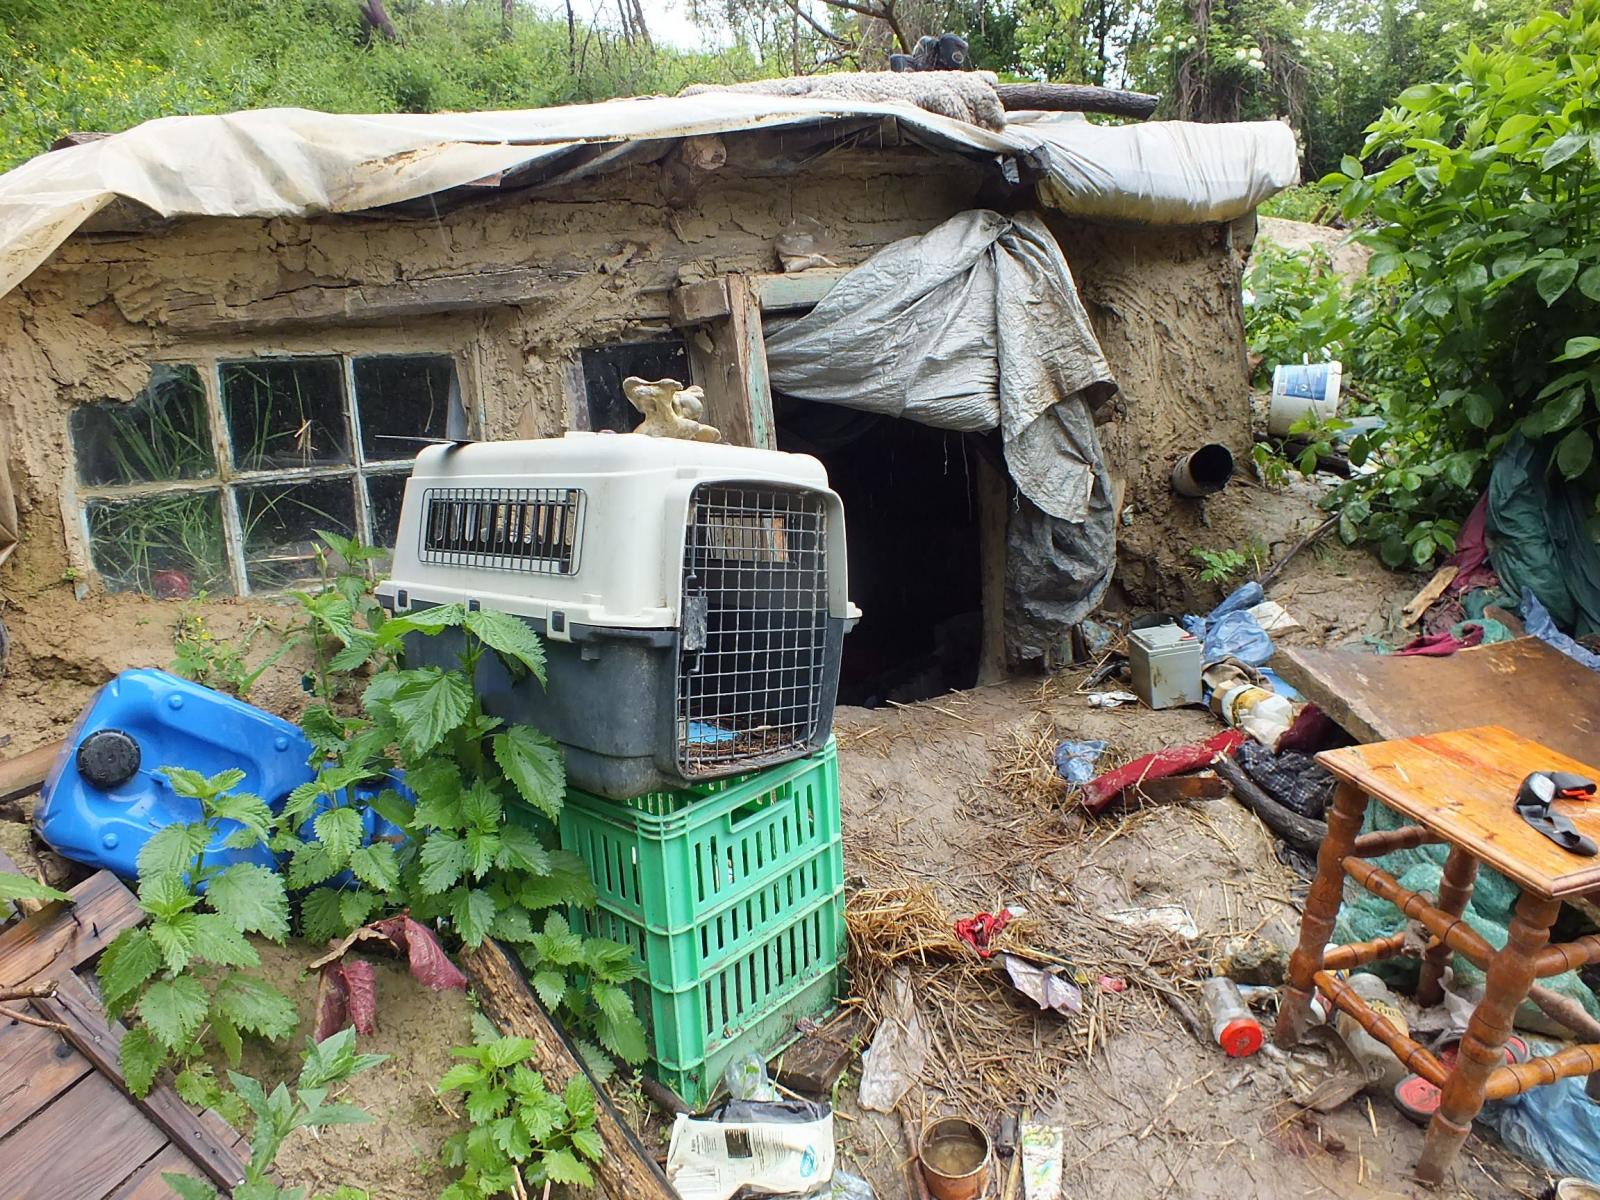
top-left (1487, 435), bottom-right (1600, 638)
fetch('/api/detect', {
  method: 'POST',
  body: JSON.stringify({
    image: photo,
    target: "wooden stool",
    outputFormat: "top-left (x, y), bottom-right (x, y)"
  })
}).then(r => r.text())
top-left (1277, 725), bottom-right (1600, 1185)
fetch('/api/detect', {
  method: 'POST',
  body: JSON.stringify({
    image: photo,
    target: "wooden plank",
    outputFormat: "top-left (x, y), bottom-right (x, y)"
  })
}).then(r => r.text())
top-left (669, 269), bottom-right (847, 326)
top-left (461, 939), bottom-right (677, 1200)
top-left (1275, 637), bottom-right (1600, 766)
top-left (0, 1071), bottom-right (167, 1200)
top-left (34, 971), bottom-right (249, 1192)
top-left (668, 277), bottom-right (730, 325)
top-left (160, 266), bottom-right (587, 333)
top-left (683, 274), bottom-right (775, 449)
top-left (108, 1144), bottom-right (205, 1200)
top-left (0, 1019), bottom-right (93, 1138)
top-left (1318, 726), bottom-right (1600, 898)
top-left (0, 740), bottom-right (63, 805)
top-left (0, 870), bottom-right (143, 988)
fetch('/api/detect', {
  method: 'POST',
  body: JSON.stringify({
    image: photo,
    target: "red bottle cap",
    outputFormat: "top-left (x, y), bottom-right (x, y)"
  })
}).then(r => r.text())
top-left (1218, 1017), bottom-right (1263, 1057)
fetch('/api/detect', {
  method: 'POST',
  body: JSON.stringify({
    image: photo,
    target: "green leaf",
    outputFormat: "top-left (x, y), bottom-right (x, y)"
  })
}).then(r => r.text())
top-left (328, 632), bottom-right (378, 674)
top-left (207, 863), bottom-right (290, 941)
top-left (1580, 265), bottom-right (1600, 303)
top-left (1463, 393), bottom-right (1494, 429)
top-left (348, 842), bottom-right (400, 893)
top-left (192, 912), bottom-right (259, 967)
top-left (493, 726), bottom-right (565, 821)
top-left (288, 841), bottom-right (340, 890)
top-left (121, 1026), bottom-right (167, 1097)
top-left (1555, 336), bottom-right (1600, 362)
top-left (375, 603), bottom-right (466, 645)
top-left (541, 1147), bottom-right (593, 1187)
top-left (339, 889), bottom-right (378, 930)
top-left (389, 668), bottom-right (473, 755)
top-left (300, 887), bottom-right (351, 944)
top-left (495, 824), bottom-right (552, 876)
top-left (138, 872), bottom-right (199, 920)
top-left (1543, 131), bottom-right (1591, 168)
top-left (150, 911), bottom-right (199, 973)
top-left (135, 822), bottom-right (211, 879)
top-left (207, 792), bottom-right (275, 848)
top-left (1339, 154), bottom-right (1364, 179)
top-left (449, 888), bottom-right (498, 948)
top-left (161, 1173), bottom-right (219, 1200)
top-left (564, 1074), bottom-right (597, 1123)
top-left (0, 871), bottom-right (69, 904)
top-left (1529, 387), bottom-right (1586, 436)
top-left (139, 975), bottom-right (210, 1051)
top-left (529, 970), bottom-right (566, 1013)
top-left (314, 806), bottom-right (365, 867)
top-left (570, 1125), bottom-right (605, 1163)
top-left (213, 1013), bottom-right (244, 1067)
top-left (419, 832), bottom-right (471, 893)
top-left (1411, 535), bottom-right (1437, 566)
top-left (486, 1036), bottom-right (539, 1069)
top-left (516, 1085), bottom-right (569, 1142)
top-left (99, 930), bottom-right (164, 1018)
top-left (464, 609), bottom-right (547, 682)
top-left (437, 1062), bottom-right (486, 1095)
top-left (1537, 258), bottom-right (1580, 305)
top-left (213, 975), bottom-right (298, 1041)
top-left (368, 787), bottom-right (415, 832)
top-left (1420, 290), bottom-right (1453, 319)
top-left (1556, 429), bottom-right (1594, 479)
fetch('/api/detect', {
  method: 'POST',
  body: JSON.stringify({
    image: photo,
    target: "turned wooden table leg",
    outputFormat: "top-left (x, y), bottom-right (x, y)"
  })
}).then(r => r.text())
top-left (1416, 889), bottom-right (1561, 1185)
top-left (1416, 846), bottom-right (1479, 1008)
top-left (1277, 780), bottom-right (1368, 1048)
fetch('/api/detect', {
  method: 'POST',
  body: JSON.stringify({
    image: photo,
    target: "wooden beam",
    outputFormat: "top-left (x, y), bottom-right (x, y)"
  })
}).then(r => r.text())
top-left (33, 972), bottom-right (249, 1193)
top-left (461, 939), bottom-right (678, 1200)
top-left (669, 278), bottom-right (731, 326)
top-left (993, 82), bottom-right (1159, 119)
top-left (683, 274), bottom-right (775, 449)
top-left (0, 740), bottom-right (63, 806)
top-left (668, 269), bottom-right (848, 327)
top-left (159, 266), bottom-right (587, 333)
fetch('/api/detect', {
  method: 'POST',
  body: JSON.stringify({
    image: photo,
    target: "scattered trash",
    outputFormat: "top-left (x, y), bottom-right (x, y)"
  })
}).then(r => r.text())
top-left (1053, 739), bottom-right (1107, 784)
top-left (999, 953), bottom-right (1083, 1016)
top-left (1098, 975), bottom-right (1127, 993)
top-left (1219, 935), bottom-right (1288, 986)
top-left (857, 969), bottom-right (928, 1113)
top-left (1122, 772), bottom-right (1229, 806)
top-left (1201, 976), bottom-right (1263, 1057)
top-left (1019, 1123), bottom-right (1065, 1200)
top-left (1081, 729), bottom-right (1245, 814)
top-left (955, 907), bottom-right (1018, 957)
top-left (1127, 623), bottom-right (1202, 708)
top-left (314, 957), bottom-right (378, 1040)
top-left (1401, 564), bottom-right (1461, 627)
top-left (1267, 360), bottom-right (1343, 436)
top-left (1330, 972), bottom-right (1409, 1088)
top-left (1182, 581), bottom-right (1275, 667)
top-left (1478, 1045), bottom-right (1600, 1181)
top-left (1214, 683), bottom-right (1296, 746)
top-left (808, 1170), bottom-right (875, 1199)
top-left (1086, 690), bottom-right (1139, 709)
top-left (918, 1116), bottom-right (992, 1200)
top-left (1523, 590), bottom-right (1600, 673)
top-left (725, 1052), bottom-right (780, 1101)
top-left (1075, 618), bottom-right (1118, 660)
top-left (666, 1093), bottom-right (835, 1200)
top-left (1247, 600), bottom-right (1300, 635)
top-left (1105, 903), bottom-right (1200, 940)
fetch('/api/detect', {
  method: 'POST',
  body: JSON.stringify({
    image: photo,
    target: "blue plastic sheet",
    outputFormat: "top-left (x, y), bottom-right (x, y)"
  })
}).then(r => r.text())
top-left (1182, 582), bottom-right (1274, 667)
top-left (1522, 590), bottom-right (1600, 673)
top-left (1480, 1047), bottom-right (1600, 1179)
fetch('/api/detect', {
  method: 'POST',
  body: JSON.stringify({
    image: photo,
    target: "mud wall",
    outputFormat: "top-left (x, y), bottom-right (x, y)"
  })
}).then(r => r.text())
top-left (0, 136), bottom-right (1251, 749)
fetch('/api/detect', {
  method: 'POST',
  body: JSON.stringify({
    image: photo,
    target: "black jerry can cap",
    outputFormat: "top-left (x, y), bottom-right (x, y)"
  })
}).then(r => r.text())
top-left (77, 728), bottom-right (142, 790)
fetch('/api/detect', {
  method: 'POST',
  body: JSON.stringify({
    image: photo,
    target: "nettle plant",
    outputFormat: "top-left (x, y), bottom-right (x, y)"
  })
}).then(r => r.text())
top-left (97, 767), bottom-right (297, 1115)
top-left (435, 1034), bottom-right (605, 1199)
top-left (284, 600), bottom-right (647, 1068)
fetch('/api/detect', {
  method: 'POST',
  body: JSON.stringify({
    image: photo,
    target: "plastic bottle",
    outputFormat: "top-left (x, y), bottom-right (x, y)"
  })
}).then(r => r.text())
top-left (1333, 973), bottom-right (1409, 1089)
top-left (1202, 976), bottom-right (1263, 1057)
top-left (1217, 684), bottom-right (1296, 746)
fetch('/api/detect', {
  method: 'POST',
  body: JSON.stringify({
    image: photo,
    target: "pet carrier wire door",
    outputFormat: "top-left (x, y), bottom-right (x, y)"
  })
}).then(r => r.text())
top-left (377, 433), bottom-right (855, 799)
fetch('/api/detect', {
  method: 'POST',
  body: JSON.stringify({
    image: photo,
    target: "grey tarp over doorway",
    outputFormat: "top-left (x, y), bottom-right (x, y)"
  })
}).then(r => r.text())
top-left (763, 209), bottom-right (1118, 663)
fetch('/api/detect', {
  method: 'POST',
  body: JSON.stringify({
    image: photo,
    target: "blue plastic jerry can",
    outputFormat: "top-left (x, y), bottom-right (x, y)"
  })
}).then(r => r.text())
top-left (35, 668), bottom-right (316, 882)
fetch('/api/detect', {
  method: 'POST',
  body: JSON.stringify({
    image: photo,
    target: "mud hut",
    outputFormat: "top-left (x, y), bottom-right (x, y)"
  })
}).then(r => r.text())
top-left (0, 86), bottom-right (1295, 738)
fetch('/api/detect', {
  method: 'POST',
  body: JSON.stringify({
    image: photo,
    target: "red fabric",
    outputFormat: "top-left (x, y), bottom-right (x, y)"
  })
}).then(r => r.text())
top-left (1080, 729), bottom-right (1247, 814)
top-left (954, 909), bottom-right (1012, 958)
top-left (1396, 624), bottom-right (1485, 657)
top-left (1444, 495), bottom-right (1498, 595)
top-left (1275, 704), bottom-right (1353, 754)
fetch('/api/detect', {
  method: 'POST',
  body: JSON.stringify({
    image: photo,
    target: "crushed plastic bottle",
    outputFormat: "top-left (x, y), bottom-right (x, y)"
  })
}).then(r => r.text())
top-left (1202, 976), bottom-right (1263, 1057)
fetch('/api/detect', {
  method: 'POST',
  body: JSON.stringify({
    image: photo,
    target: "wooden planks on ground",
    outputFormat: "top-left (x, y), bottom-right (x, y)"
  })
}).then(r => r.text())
top-left (6, 1072), bottom-right (168, 1200)
top-left (1275, 637), bottom-right (1600, 766)
top-left (0, 739), bottom-right (63, 806)
top-left (0, 1017), bottom-right (94, 1138)
top-left (0, 869), bottom-right (143, 987)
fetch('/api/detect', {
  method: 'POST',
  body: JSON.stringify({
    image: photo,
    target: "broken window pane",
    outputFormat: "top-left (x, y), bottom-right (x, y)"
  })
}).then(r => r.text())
top-left (238, 477), bottom-right (355, 591)
top-left (72, 365), bottom-right (214, 486)
top-left (222, 358), bottom-right (350, 472)
top-left (365, 471), bottom-right (409, 549)
top-left (85, 491), bottom-right (232, 598)
top-left (353, 354), bottom-right (459, 461)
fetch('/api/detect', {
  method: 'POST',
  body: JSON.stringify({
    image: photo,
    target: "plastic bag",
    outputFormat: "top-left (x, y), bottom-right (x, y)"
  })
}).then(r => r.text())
top-left (1054, 739), bottom-right (1107, 784)
top-left (1479, 1050), bottom-right (1600, 1180)
top-left (802, 1170), bottom-right (876, 1199)
top-left (1203, 610), bottom-right (1273, 667)
top-left (857, 970), bottom-right (928, 1113)
top-left (1522, 590), bottom-right (1600, 673)
top-left (724, 1053), bottom-right (779, 1102)
top-left (667, 1096), bottom-right (835, 1200)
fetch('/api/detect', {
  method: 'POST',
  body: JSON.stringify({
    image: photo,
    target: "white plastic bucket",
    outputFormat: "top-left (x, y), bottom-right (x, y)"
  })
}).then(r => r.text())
top-left (1268, 361), bottom-right (1343, 436)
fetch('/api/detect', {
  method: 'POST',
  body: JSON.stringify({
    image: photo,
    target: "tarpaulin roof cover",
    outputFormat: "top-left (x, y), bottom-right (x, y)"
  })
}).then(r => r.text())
top-left (0, 91), bottom-right (1297, 301)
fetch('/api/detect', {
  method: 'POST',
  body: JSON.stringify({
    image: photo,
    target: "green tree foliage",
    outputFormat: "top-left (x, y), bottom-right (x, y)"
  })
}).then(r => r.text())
top-left (0, 0), bottom-right (766, 170)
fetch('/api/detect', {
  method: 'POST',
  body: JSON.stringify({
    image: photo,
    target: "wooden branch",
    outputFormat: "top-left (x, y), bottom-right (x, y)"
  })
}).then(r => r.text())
top-left (1212, 753), bottom-right (1326, 854)
top-left (461, 939), bottom-right (678, 1200)
top-left (0, 1003), bottom-right (69, 1030)
top-left (0, 740), bottom-right (63, 805)
top-left (993, 82), bottom-right (1160, 119)
top-left (358, 0), bottom-right (398, 41)
top-left (1256, 513), bottom-right (1339, 590)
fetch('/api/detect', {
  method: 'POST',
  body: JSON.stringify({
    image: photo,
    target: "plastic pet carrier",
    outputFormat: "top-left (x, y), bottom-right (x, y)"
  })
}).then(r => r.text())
top-left (377, 432), bottom-right (855, 799)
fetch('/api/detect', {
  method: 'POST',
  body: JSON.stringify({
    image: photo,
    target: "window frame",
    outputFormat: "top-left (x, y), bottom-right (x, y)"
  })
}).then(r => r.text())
top-left (72, 350), bottom-right (468, 596)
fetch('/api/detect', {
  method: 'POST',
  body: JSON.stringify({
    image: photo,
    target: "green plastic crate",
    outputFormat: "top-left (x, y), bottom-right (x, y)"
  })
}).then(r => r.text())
top-left (560, 741), bottom-right (844, 1106)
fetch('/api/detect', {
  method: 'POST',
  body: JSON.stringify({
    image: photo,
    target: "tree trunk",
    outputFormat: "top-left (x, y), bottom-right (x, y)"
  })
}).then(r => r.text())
top-left (993, 82), bottom-right (1160, 119)
top-left (501, 0), bottom-right (513, 39)
top-left (357, 0), bottom-right (398, 42)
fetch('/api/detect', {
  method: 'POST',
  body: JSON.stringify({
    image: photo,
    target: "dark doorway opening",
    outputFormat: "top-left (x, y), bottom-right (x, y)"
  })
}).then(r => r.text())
top-left (776, 398), bottom-right (987, 708)
top-left (580, 338), bottom-right (691, 432)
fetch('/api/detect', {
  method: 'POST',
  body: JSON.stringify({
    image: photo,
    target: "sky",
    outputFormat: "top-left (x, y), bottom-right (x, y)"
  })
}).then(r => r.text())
top-left (553, 0), bottom-right (738, 49)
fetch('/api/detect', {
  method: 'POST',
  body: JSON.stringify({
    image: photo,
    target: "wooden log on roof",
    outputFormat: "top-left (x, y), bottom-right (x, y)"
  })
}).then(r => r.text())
top-left (993, 83), bottom-right (1159, 120)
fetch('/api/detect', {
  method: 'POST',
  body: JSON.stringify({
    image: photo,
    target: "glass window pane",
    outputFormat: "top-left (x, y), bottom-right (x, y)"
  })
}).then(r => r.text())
top-left (86, 491), bottom-right (232, 598)
top-left (222, 358), bottom-right (350, 471)
top-left (353, 355), bottom-right (459, 461)
top-left (365, 472), bottom-right (409, 550)
top-left (71, 365), bottom-right (214, 486)
top-left (238, 478), bottom-right (356, 592)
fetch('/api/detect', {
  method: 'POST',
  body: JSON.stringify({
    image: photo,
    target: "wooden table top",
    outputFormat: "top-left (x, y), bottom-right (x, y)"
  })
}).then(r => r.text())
top-left (1319, 726), bottom-right (1600, 898)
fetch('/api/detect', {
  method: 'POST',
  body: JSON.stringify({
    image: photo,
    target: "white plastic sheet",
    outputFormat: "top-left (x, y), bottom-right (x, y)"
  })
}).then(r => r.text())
top-left (0, 93), bottom-right (1295, 301)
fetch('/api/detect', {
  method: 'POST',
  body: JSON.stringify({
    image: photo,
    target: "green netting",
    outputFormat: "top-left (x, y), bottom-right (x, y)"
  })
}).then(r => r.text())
top-left (1333, 799), bottom-right (1600, 1020)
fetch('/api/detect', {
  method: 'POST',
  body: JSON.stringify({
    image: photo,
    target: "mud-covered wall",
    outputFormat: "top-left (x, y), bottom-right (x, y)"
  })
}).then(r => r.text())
top-left (0, 136), bottom-right (1252, 749)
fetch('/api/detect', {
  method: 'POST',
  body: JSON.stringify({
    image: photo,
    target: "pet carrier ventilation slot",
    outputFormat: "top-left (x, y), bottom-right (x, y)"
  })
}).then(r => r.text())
top-left (378, 432), bottom-right (855, 798)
